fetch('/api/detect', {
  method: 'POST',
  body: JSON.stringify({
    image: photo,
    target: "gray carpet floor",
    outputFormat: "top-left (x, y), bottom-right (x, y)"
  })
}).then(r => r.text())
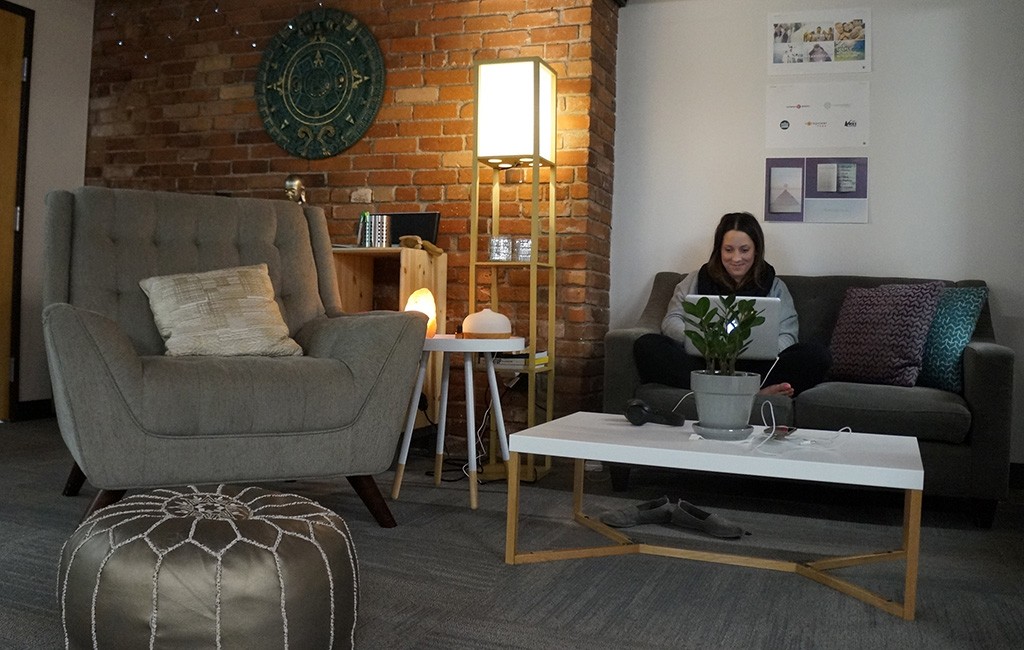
top-left (1, 418), bottom-right (1022, 649)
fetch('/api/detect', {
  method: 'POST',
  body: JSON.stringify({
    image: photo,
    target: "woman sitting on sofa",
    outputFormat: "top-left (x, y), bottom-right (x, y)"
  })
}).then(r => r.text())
top-left (633, 211), bottom-right (830, 397)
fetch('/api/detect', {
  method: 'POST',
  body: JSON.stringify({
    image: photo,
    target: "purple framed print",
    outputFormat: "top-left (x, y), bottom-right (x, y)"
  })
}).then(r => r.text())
top-left (766, 157), bottom-right (868, 223)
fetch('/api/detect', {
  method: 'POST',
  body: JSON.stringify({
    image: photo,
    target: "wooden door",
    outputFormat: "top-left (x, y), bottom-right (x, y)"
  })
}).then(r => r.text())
top-left (0, 2), bottom-right (31, 420)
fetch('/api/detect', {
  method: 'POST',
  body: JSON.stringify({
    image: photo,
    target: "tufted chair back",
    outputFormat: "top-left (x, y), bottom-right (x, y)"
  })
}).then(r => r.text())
top-left (44, 187), bottom-right (343, 356)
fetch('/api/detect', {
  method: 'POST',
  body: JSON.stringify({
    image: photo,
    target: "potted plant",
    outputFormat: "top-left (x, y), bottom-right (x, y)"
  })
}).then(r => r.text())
top-left (681, 295), bottom-right (765, 438)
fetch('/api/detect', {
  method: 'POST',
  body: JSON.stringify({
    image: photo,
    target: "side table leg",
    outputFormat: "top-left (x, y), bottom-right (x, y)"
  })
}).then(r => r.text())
top-left (484, 353), bottom-right (511, 463)
top-left (464, 353), bottom-right (479, 509)
top-left (434, 353), bottom-right (452, 487)
top-left (392, 350), bottom-right (430, 500)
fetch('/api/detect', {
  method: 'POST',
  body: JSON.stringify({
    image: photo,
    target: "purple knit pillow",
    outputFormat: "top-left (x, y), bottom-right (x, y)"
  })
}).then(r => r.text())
top-left (829, 282), bottom-right (945, 387)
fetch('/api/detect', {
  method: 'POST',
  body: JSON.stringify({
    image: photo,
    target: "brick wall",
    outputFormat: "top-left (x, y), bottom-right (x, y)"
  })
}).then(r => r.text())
top-left (87, 0), bottom-right (618, 427)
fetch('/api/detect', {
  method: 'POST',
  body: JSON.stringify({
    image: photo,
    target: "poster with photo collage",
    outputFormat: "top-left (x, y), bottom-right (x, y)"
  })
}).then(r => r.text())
top-left (768, 9), bottom-right (871, 74)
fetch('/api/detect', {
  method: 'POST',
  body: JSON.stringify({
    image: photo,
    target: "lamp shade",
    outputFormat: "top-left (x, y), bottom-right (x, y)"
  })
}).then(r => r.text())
top-left (475, 58), bottom-right (556, 169)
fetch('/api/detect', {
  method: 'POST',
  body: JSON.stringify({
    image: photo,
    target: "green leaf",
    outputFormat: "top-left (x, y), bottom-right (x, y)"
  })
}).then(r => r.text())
top-left (680, 293), bottom-right (767, 375)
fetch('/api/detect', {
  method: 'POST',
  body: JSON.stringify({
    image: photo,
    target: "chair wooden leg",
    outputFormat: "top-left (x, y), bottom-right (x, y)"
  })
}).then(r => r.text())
top-left (80, 489), bottom-right (127, 522)
top-left (63, 462), bottom-right (87, 497)
top-left (347, 475), bottom-right (397, 528)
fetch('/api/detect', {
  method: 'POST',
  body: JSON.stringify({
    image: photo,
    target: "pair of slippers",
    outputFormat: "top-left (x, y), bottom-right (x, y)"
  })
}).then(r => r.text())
top-left (599, 496), bottom-right (749, 539)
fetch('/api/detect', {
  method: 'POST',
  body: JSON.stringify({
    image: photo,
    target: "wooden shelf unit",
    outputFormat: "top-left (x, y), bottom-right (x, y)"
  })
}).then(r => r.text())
top-left (469, 166), bottom-right (556, 483)
top-left (332, 246), bottom-right (447, 420)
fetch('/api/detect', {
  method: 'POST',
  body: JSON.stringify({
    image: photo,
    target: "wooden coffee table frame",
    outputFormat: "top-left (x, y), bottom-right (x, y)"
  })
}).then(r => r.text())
top-left (504, 417), bottom-right (923, 621)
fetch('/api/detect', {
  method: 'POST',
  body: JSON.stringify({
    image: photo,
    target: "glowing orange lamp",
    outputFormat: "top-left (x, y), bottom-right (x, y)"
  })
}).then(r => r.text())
top-left (404, 288), bottom-right (437, 337)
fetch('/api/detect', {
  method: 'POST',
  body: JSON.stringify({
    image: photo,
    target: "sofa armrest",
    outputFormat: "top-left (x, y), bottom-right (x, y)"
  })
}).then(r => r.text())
top-left (961, 340), bottom-right (1015, 499)
top-left (603, 326), bottom-right (657, 414)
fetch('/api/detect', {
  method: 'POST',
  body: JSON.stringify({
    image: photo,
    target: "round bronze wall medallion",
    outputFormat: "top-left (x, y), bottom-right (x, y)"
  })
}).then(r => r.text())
top-left (255, 8), bottom-right (385, 159)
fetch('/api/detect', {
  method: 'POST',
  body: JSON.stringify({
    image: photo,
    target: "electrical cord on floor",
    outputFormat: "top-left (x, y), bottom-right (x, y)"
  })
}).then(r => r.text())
top-left (426, 457), bottom-right (472, 483)
top-left (461, 377), bottom-right (519, 481)
top-left (419, 369), bottom-right (522, 483)
top-left (416, 392), bottom-right (436, 427)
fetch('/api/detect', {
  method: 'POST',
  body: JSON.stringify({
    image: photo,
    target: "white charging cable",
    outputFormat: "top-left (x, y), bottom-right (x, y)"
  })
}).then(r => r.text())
top-left (671, 391), bottom-right (694, 414)
top-left (759, 356), bottom-right (782, 388)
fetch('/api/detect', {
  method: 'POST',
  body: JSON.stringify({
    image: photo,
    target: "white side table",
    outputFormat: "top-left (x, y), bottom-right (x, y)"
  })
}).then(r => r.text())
top-left (392, 335), bottom-right (526, 509)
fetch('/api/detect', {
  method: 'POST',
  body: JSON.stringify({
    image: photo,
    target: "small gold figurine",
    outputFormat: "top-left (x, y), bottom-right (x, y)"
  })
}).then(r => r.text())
top-left (284, 175), bottom-right (307, 204)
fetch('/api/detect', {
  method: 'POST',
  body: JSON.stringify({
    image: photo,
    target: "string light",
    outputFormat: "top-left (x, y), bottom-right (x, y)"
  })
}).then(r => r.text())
top-left (105, 0), bottom-right (328, 63)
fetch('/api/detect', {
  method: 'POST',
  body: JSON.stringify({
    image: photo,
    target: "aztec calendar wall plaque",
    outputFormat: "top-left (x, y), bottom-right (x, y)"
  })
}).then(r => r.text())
top-left (255, 9), bottom-right (385, 159)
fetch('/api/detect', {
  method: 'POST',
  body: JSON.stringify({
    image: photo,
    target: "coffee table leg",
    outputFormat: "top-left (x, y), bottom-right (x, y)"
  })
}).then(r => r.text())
top-left (902, 489), bottom-right (922, 620)
top-left (573, 458), bottom-right (585, 516)
top-left (505, 451), bottom-right (522, 564)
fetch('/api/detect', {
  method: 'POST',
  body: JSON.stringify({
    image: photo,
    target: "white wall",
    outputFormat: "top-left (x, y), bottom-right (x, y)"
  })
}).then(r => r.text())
top-left (15, 0), bottom-right (94, 402)
top-left (612, 0), bottom-right (1024, 460)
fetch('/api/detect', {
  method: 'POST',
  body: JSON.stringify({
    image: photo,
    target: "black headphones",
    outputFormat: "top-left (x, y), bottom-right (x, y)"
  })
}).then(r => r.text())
top-left (624, 398), bottom-right (686, 427)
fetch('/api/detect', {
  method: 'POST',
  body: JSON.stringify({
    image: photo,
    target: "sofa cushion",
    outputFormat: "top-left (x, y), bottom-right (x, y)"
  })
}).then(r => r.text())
top-left (828, 282), bottom-right (943, 387)
top-left (140, 264), bottom-right (303, 357)
top-left (917, 286), bottom-right (987, 393)
top-left (795, 381), bottom-right (971, 444)
top-left (140, 355), bottom-right (356, 435)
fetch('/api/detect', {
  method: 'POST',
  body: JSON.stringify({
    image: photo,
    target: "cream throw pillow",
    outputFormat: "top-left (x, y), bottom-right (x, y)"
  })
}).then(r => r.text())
top-left (139, 264), bottom-right (303, 357)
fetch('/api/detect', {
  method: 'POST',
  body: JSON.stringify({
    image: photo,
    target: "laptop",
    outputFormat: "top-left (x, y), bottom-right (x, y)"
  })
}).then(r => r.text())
top-left (682, 295), bottom-right (781, 360)
top-left (382, 211), bottom-right (441, 246)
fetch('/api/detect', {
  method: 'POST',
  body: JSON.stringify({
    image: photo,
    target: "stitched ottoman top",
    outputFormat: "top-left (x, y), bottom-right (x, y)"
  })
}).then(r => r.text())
top-left (59, 485), bottom-right (359, 649)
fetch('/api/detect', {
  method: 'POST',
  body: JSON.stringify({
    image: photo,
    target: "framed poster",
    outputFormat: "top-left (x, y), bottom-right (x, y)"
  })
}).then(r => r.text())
top-left (768, 8), bottom-right (870, 74)
top-left (765, 157), bottom-right (868, 223)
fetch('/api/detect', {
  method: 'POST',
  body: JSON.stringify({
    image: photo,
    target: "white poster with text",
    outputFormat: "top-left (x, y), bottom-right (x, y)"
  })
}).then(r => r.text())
top-left (766, 81), bottom-right (869, 149)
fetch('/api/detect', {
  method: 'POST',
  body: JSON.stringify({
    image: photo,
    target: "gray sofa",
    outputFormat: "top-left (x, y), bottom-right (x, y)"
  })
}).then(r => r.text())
top-left (603, 272), bottom-right (1015, 526)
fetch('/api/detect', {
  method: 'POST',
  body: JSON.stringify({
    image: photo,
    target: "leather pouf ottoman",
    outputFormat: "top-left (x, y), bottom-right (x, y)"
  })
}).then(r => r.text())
top-left (58, 485), bottom-right (359, 649)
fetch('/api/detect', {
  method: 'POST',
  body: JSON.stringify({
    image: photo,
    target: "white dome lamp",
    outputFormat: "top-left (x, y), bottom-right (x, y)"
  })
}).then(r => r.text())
top-left (461, 308), bottom-right (512, 339)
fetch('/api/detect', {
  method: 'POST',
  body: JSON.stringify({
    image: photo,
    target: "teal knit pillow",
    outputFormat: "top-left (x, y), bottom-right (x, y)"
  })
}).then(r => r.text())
top-left (917, 287), bottom-right (987, 393)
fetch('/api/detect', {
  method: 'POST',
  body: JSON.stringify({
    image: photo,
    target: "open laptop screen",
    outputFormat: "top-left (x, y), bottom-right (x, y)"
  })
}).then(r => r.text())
top-left (682, 295), bottom-right (781, 360)
top-left (375, 211), bottom-right (441, 246)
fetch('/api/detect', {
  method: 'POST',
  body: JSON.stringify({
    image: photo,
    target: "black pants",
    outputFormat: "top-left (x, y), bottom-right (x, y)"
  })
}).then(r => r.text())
top-left (633, 333), bottom-right (831, 397)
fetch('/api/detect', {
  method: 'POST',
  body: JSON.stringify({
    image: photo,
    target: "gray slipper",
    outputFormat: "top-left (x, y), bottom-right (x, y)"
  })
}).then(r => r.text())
top-left (599, 496), bottom-right (674, 528)
top-left (670, 500), bottom-right (749, 539)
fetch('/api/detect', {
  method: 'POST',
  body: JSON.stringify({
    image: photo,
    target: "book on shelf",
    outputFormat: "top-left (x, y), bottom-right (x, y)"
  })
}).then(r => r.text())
top-left (490, 350), bottom-right (549, 370)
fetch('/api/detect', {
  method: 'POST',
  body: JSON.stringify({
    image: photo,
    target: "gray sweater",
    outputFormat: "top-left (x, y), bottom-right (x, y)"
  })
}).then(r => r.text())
top-left (660, 271), bottom-right (799, 352)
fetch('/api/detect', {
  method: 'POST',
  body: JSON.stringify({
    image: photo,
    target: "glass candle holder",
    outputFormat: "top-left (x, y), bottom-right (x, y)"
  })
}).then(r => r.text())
top-left (488, 236), bottom-right (512, 261)
top-left (513, 237), bottom-right (532, 261)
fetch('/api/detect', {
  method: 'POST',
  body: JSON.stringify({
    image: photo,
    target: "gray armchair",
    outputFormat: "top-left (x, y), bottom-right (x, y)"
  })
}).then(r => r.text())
top-left (42, 187), bottom-right (426, 526)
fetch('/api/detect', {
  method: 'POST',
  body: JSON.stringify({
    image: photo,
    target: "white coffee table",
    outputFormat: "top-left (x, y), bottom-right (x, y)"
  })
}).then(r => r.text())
top-left (392, 335), bottom-right (526, 509)
top-left (504, 411), bottom-right (924, 620)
